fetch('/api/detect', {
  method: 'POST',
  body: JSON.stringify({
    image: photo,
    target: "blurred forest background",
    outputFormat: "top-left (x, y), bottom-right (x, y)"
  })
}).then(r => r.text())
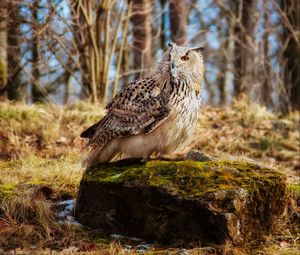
top-left (0, 1), bottom-right (299, 253)
top-left (0, 0), bottom-right (299, 113)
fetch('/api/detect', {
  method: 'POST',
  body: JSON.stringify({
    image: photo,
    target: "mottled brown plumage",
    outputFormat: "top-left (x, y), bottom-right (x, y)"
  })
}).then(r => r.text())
top-left (81, 42), bottom-right (205, 167)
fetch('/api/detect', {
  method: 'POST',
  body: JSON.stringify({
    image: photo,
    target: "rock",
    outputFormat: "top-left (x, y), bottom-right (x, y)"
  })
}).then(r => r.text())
top-left (75, 159), bottom-right (287, 245)
top-left (185, 150), bottom-right (214, 162)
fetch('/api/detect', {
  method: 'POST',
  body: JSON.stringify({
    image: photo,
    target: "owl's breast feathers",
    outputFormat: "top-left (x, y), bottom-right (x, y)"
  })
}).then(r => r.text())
top-left (81, 76), bottom-right (172, 149)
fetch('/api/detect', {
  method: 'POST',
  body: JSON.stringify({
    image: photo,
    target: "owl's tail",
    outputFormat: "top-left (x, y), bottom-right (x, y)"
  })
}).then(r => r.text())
top-left (80, 121), bottom-right (102, 138)
top-left (82, 139), bottom-right (119, 168)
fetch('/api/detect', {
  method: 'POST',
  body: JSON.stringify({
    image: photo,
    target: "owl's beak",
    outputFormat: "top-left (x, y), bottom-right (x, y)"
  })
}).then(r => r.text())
top-left (169, 61), bottom-right (178, 85)
top-left (169, 62), bottom-right (177, 72)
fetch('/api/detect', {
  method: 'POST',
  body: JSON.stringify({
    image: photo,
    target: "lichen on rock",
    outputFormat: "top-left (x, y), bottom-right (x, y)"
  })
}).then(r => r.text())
top-left (75, 159), bottom-right (287, 245)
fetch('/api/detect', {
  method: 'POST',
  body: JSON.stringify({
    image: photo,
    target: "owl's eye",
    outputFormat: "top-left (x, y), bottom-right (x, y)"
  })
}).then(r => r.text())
top-left (181, 56), bottom-right (189, 61)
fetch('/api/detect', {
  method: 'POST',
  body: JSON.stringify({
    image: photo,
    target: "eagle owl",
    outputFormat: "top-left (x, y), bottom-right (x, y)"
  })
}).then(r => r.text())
top-left (81, 42), bottom-right (205, 167)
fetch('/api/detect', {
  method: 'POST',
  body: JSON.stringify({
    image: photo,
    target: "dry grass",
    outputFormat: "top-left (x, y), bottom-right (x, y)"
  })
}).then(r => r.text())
top-left (194, 97), bottom-right (299, 177)
top-left (0, 99), bottom-right (299, 254)
top-left (0, 156), bottom-right (83, 197)
top-left (0, 100), bottom-right (105, 160)
top-left (0, 188), bottom-right (85, 250)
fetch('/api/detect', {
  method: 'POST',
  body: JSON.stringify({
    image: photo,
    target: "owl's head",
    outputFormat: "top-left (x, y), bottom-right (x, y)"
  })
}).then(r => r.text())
top-left (159, 42), bottom-right (205, 90)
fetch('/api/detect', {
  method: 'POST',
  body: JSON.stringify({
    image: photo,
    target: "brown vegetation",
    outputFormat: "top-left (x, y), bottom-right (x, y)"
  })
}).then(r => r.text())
top-left (0, 100), bottom-right (299, 254)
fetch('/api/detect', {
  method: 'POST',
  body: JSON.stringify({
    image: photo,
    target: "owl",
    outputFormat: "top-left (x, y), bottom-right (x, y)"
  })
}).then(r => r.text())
top-left (81, 42), bottom-right (205, 167)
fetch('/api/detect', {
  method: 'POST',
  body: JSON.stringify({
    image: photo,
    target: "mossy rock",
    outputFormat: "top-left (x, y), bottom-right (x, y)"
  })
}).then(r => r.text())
top-left (75, 159), bottom-right (287, 245)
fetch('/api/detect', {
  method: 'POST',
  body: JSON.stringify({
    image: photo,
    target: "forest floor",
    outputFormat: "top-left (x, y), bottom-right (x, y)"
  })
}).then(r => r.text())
top-left (0, 99), bottom-right (299, 255)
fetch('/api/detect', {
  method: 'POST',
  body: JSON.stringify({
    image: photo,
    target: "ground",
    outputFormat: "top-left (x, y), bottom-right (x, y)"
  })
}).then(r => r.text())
top-left (0, 99), bottom-right (299, 254)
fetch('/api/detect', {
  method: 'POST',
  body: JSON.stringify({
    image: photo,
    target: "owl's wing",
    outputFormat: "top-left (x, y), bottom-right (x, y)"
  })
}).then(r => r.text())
top-left (81, 76), bottom-right (170, 149)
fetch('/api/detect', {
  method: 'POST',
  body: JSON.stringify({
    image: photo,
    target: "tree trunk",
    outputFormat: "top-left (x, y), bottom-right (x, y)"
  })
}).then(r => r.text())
top-left (169, 0), bottom-right (187, 45)
top-left (0, 0), bottom-right (7, 93)
top-left (233, 0), bottom-right (256, 97)
top-left (217, 22), bottom-right (230, 105)
top-left (262, 10), bottom-right (271, 107)
top-left (131, 0), bottom-right (152, 78)
top-left (121, 35), bottom-right (130, 88)
top-left (282, 0), bottom-right (300, 111)
top-left (7, 0), bottom-right (21, 101)
top-left (160, 0), bottom-right (166, 50)
top-left (31, 0), bottom-right (44, 103)
top-left (63, 56), bottom-right (73, 104)
top-left (70, 0), bottom-right (92, 100)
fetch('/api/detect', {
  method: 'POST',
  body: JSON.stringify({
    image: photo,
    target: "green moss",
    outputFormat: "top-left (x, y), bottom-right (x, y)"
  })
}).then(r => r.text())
top-left (0, 183), bottom-right (16, 200)
top-left (27, 179), bottom-right (48, 185)
top-left (287, 184), bottom-right (300, 198)
top-left (91, 235), bottom-right (111, 245)
top-left (83, 160), bottom-right (285, 198)
top-left (0, 160), bottom-right (17, 169)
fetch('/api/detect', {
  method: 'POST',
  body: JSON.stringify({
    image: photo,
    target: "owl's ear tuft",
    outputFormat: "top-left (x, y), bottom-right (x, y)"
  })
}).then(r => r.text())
top-left (168, 42), bottom-right (176, 48)
top-left (192, 47), bottom-right (205, 52)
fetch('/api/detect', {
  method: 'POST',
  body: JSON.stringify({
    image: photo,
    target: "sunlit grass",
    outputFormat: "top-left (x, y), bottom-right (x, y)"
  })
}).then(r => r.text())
top-left (0, 155), bottom-right (84, 196)
top-left (0, 99), bottom-right (299, 254)
top-left (194, 98), bottom-right (300, 176)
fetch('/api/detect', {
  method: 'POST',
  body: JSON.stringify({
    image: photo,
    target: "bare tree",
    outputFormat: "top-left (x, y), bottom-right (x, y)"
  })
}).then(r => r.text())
top-left (131, 0), bottom-right (152, 78)
top-left (0, 0), bottom-right (297, 111)
top-left (233, 0), bottom-right (256, 97)
top-left (217, 40), bottom-right (229, 104)
top-left (261, 5), bottom-right (271, 107)
top-left (169, 0), bottom-right (187, 45)
top-left (31, 0), bottom-right (45, 103)
top-left (63, 56), bottom-right (73, 104)
top-left (70, 0), bottom-right (92, 100)
top-left (7, 0), bottom-right (21, 100)
top-left (113, 1), bottom-right (132, 95)
top-left (71, 0), bottom-right (126, 103)
top-left (216, 7), bottom-right (231, 105)
top-left (281, 0), bottom-right (300, 111)
top-left (160, 0), bottom-right (167, 50)
top-left (0, 0), bottom-right (7, 94)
